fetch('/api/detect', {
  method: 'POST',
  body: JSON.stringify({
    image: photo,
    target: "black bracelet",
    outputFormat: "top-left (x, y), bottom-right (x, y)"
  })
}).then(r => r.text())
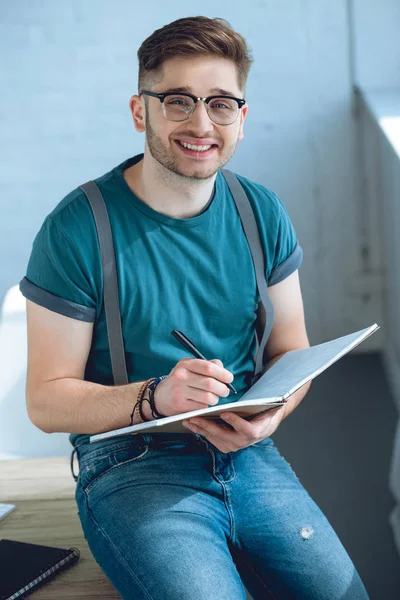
top-left (139, 394), bottom-right (149, 422)
top-left (129, 379), bottom-right (153, 426)
top-left (147, 376), bottom-right (168, 419)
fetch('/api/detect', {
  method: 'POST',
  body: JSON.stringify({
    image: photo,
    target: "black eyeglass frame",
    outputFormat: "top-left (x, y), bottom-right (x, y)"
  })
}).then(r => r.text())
top-left (139, 90), bottom-right (246, 125)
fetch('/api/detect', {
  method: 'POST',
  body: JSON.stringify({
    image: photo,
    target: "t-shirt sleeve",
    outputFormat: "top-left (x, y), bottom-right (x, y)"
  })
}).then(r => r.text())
top-left (19, 216), bottom-right (97, 322)
top-left (267, 193), bottom-right (303, 286)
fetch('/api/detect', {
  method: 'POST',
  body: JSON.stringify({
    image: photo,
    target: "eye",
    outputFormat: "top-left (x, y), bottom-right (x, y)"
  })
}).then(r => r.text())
top-left (209, 98), bottom-right (237, 111)
top-left (165, 95), bottom-right (192, 108)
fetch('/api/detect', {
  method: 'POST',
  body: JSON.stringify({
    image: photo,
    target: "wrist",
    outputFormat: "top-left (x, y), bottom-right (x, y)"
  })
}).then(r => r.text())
top-left (141, 389), bottom-right (156, 422)
top-left (147, 376), bottom-right (168, 419)
top-left (131, 378), bottom-right (155, 425)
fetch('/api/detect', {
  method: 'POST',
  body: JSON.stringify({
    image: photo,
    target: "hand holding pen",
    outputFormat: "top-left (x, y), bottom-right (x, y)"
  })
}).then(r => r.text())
top-left (146, 330), bottom-right (237, 419)
top-left (171, 330), bottom-right (237, 394)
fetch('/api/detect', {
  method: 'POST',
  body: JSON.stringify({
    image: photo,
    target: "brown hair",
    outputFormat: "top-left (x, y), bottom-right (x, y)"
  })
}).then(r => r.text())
top-left (137, 16), bottom-right (254, 95)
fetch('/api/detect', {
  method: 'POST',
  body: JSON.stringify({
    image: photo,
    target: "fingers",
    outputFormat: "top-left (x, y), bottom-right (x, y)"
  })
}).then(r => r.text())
top-left (186, 358), bottom-right (234, 385)
top-left (188, 375), bottom-right (230, 402)
top-left (210, 358), bottom-right (223, 366)
top-left (175, 358), bottom-right (234, 410)
top-left (175, 368), bottom-right (230, 401)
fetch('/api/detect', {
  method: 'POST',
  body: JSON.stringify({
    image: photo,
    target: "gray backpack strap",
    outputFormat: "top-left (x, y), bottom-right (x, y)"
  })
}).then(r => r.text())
top-left (79, 181), bottom-right (129, 386)
top-left (221, 169), bottom-right (274, 385)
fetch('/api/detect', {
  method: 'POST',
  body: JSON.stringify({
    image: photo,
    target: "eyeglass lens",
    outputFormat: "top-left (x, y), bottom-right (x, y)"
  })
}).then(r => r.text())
top-left (162, 95), bottom-right (239, 124)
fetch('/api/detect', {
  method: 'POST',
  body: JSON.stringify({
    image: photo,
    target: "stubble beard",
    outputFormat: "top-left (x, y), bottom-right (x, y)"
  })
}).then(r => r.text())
top-left (144, 113), bottom-right (240, 183)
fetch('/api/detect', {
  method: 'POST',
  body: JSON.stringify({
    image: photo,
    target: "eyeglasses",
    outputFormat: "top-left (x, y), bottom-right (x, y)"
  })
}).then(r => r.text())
top-left (139, 90), bottom-right (246, 126)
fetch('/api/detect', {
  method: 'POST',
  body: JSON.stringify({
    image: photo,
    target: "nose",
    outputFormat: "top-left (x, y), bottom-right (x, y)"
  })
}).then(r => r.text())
top-left (187, 100), bottom-right (214, 130)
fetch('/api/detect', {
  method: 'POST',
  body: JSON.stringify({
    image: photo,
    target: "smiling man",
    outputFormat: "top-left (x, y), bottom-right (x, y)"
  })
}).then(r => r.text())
top-left (124, 55), bottom-right (248, 218)
top-left (20, 15), bottom-right (370, 600)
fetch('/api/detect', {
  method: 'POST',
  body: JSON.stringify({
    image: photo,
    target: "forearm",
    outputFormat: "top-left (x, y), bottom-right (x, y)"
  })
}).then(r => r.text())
top-left (263, 352), bottom-right (312, 422)
top-left (28, 377), bottom-right (157, 434)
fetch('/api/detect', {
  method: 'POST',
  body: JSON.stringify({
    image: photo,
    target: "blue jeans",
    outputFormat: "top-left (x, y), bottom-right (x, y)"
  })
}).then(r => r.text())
top-left (73, 432), bottom-right (369, 600)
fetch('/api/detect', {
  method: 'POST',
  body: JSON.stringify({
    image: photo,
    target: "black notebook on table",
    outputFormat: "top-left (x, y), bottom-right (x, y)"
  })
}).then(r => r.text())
top-left (0, 539), bottom-right (80, 600)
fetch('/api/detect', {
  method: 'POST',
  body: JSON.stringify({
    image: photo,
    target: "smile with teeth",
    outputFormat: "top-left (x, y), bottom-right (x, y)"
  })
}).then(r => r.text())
top-left (178, 141), bottom-right (215, 152)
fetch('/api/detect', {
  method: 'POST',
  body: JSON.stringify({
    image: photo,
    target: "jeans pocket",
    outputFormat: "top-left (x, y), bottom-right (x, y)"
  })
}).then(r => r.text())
top-left (77, 438), bottom-right (152, 493)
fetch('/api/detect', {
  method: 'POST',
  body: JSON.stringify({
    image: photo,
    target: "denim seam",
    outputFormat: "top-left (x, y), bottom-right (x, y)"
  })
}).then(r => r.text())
top-left (83, 491), bottom-right (155, 600)
top-left (203, 444), bottom-right (237, 542)
top-left (204, 443), bottom-right (237, 484)
top-left (221, 482), bottom-right (237, 544)
top-left (78, 438), bottom-right (145, 465)
top-left (218, 458), bottom-right (236, 483)
top-left (83, 445), bottom-right (151, 495)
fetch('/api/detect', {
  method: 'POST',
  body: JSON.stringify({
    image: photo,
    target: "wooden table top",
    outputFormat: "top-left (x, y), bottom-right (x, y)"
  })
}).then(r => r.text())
top-left (0, 456), bottom-right (120, 599)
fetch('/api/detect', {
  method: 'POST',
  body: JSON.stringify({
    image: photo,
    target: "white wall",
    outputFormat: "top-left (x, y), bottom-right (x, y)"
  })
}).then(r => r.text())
top-left (351, 0), bottom-right (400, 89)
top-left (0, 286), bottom-right (71, 459)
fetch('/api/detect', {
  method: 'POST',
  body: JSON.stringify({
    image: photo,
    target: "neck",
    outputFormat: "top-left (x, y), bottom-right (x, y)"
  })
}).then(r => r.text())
top-left (123, 153), bottom-right (217, 219)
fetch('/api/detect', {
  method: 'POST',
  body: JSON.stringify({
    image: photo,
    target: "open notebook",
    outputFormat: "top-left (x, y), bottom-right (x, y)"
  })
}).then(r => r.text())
top-left (90, 323), bottom-right (379, 442)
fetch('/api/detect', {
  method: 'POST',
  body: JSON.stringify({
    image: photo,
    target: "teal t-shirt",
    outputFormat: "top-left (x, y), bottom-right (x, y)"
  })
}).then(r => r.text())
top-left (19, 153), bottom-right (303, 447)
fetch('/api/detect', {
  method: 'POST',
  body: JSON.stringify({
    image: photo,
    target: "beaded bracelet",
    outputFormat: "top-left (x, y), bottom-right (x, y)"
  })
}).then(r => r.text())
top-left (129, 378), bottom-right (155, 426)
top-left (138, 385), bottom-right (152, 422)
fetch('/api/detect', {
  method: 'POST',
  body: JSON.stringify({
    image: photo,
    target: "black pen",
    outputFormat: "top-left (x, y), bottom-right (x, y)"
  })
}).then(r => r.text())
top-left (171, 329), bottom-right (237, 394)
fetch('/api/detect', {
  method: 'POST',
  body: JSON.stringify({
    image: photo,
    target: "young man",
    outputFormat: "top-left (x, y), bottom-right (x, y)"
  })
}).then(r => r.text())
top-left (20, 16), bottom-right (369, 600)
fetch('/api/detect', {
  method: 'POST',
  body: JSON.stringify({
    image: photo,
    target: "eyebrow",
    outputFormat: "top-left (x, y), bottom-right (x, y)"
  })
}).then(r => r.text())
top-left (163, 86), bottom-right (239, 97)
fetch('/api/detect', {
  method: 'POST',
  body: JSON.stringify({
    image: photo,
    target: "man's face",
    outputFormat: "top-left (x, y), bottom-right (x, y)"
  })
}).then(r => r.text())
top-left (136, 56), bottom-right (248, 181)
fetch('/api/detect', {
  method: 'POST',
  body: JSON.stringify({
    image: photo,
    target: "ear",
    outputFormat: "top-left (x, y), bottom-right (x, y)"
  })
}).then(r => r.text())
top-left (238, 104), bottom-right (248, 141)
top-left (129, 94), bottom-right (146, 133)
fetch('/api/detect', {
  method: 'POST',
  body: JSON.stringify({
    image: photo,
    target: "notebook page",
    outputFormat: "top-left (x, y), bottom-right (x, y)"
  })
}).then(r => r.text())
top-left (240, 324), bottom-right (379, 402)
